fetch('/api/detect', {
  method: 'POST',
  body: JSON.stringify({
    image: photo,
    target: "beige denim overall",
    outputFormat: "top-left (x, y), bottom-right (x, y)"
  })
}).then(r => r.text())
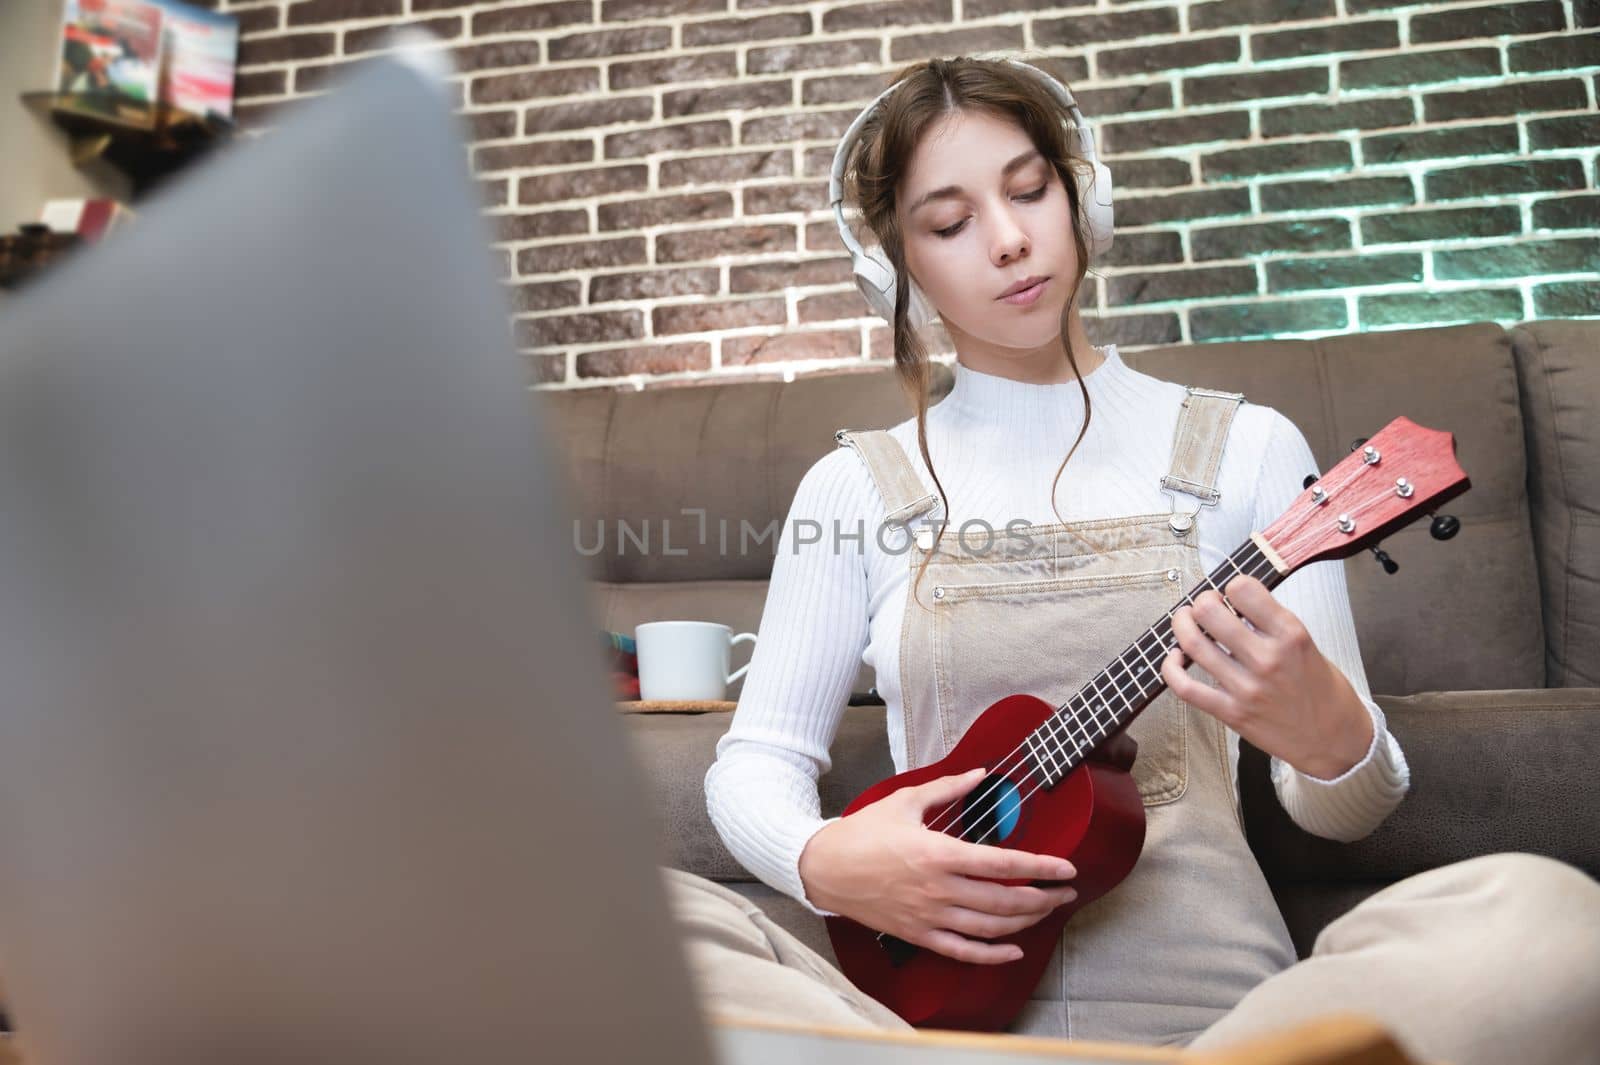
top-left (835, 389), bottom-right (1298, 1045)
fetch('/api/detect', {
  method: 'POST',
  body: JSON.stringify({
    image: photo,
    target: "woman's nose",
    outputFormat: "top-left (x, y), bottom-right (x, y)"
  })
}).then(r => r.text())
top-left (990, 205), bottom-right (1030, 264)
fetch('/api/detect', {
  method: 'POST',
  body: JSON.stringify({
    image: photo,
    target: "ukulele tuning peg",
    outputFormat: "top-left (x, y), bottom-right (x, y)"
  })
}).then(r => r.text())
top-left (1369, 545), bottom-right (1399, 574)
top-left (1429, 512), bottom-right (1461, 541)
top-left (1348, 437), bottom-right (1369, 452)
top-left (1302, 473), bottom-right (1320, 489)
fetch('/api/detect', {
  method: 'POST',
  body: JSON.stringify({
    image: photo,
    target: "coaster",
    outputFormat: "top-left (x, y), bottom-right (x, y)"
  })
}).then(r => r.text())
top-left (616, 699), bottom-right (738, 714)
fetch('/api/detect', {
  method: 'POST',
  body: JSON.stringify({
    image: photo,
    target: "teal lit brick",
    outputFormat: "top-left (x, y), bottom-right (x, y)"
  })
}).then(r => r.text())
top-left (1200, 140), bottom-right (1352, 182)
top-left (1114, 157), bottom-right (1194, 189)
top-left (1259, 175), bottom-right (1413, 213)
top-left (1190, 0), bottom-right (1334, 31)
top-left (1435, 238), bottom-right (1600, 279)
top-left (1361, 205), bottom-right (1522, 244)
top-left (1340, 48), bottom-right (1500, 90)
top-left (1098, 36), bottom-right (1241, 77)
top-left (1532, 281), bottom-right (1600, 316)
top-left (1184, 66), bottom-right (1328, 106)
top-left (1108, 265), bottom-right (1258, 305)
top-left (1261, 97), bottom-right (1414, 139)
top-left (1426, 159), bottom-right (1586, 200)
top-left (1360, 289), bottom-right (1525, 327)
top-left (1252, 21), bottom-right (1398, 61)
top-left (1423, 78), bottom-right (1587, 122)
top-left (1075, 82), bottom-right (1175, 118)
top-left (1084, 312), bottom-right (1184, 347)
top-left (1099, 110), bottom-right (1251, 154)
top-left (1191, 299), bottom-right (1347, 340)
top-left (1528, 114), bottom-right (1600, 151)
top-left (1266, 253), bottom-right (1423, 291)
top-left (1192, 217), bottom-right (1351, 260)
top-left (1411, 2), bottom-right (1566, 44)
top-left (1362, 124), bottom-right (1518, 165)
top-left (1097, 230), bottom-right (1185, 268)
top-left (1508, 31), bottom-right (1600, 72)
top-left (1532, 195), bottom-right (1600, 231)
top-left (1115, 187), bottom-right (1253, 227)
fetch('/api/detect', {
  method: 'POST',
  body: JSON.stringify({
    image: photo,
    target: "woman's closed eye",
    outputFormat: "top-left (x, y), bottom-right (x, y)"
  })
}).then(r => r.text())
top-left (932, 185), bottom-right (1048, 239)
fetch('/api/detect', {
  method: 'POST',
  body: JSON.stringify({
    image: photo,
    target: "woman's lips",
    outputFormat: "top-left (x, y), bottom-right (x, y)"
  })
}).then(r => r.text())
top-left (1000, 276), bottom-right (1048, 306)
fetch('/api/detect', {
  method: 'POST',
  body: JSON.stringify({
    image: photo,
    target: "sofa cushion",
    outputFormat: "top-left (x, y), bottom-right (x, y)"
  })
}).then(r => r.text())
top-left (543, 363), bottom-right (952, 585)
top-left (1241, 687), bottom-right (1600, 954)
top-left (1242, 688), bottom-right (1600, 883)
top-left (1512, 320), bottom-right (1600, 687)
top-left (1123, 322), bottom-right (1544, 695)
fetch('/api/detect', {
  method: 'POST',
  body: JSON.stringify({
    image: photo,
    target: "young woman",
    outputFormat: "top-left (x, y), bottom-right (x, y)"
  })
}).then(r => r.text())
top-left (677, 54), bottom-right (1600, 1061)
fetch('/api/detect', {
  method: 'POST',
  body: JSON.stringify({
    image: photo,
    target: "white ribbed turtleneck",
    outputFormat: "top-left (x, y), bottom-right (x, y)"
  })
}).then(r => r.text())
top-left (704, 344), bottom-right (1411, 914)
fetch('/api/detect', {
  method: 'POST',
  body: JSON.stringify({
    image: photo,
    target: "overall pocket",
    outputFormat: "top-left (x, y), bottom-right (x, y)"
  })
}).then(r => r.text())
top-left (930, 568), bottom-right (1192, 806)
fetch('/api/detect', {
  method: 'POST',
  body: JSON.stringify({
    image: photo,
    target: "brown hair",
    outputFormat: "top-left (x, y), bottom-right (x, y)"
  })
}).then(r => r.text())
top-left (841, 53), bottom-right (1103, 611)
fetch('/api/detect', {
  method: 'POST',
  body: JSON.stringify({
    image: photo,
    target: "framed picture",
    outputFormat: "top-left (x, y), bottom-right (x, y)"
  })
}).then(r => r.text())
top-left (53, 0), bottom-right (167, 129)
top-left (153, 0), bottom-right (240, 121)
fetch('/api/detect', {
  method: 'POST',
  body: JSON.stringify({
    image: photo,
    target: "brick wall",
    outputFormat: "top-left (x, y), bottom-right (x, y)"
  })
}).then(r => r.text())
top-left (220, 0), bottom-right (1599, 390)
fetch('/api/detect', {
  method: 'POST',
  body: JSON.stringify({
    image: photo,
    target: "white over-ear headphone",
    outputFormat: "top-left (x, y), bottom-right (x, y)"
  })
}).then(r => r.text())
top-left (828, 56), bottom-right (1116, 331)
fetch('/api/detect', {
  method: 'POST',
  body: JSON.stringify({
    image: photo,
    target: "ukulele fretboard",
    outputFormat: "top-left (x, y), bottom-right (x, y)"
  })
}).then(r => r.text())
top-left (1021, 538), bottom-right (1287, 789)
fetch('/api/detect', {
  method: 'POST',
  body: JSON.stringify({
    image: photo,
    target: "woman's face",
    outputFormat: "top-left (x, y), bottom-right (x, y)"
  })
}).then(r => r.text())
top-left (895, 108), bottom-right (1079, 353)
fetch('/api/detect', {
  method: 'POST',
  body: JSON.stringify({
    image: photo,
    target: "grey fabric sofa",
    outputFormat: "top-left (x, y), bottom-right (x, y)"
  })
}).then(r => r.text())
top-left (546, 319), bottom-right (1599, 964)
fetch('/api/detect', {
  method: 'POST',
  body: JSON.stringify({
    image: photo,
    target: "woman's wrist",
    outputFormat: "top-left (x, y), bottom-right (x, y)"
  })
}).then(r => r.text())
top-left (797, 818), bottom-right (842, 914)
top-left (1295, 665), bottom-right (1376, 780)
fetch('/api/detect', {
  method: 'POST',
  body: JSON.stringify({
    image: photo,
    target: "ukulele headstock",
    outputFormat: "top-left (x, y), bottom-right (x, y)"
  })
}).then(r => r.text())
top-left (1261, 417), bottom-right (1470, 572)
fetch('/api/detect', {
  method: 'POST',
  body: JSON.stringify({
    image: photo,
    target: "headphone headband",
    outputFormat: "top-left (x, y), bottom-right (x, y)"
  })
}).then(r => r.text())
top-left (828, 56), bottom-right (1115, 329)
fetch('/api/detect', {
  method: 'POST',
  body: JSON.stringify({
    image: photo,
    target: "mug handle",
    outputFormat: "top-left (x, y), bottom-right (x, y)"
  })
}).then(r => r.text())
top-left (726, 632), bottom-right (758, 685)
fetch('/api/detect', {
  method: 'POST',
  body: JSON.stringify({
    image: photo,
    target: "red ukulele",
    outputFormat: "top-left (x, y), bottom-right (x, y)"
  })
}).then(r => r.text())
top-left (825, 416), bottom-right (1470, 1031)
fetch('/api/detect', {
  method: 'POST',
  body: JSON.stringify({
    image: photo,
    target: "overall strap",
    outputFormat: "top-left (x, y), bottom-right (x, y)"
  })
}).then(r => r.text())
top-left (1161, 387), bottom-right (1246, 534)
top-left (833, 428), bottom-right (940, 527)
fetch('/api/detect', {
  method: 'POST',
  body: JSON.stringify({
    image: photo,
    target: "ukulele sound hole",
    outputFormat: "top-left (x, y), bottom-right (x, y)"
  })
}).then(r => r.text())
top-left (960, 772), bottom-right (1022, 844)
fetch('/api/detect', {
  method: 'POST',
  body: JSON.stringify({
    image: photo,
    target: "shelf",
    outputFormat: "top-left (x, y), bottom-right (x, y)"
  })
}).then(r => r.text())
top-left (21, 91), bottom-right (236, 200)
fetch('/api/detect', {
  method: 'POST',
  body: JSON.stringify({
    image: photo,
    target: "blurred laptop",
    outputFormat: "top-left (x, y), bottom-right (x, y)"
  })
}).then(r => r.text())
top-left (0, 40), bottom-right (711, 1065)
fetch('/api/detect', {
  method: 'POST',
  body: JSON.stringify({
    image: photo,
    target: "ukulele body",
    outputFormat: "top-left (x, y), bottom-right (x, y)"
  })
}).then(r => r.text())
top-left (824, 692), bottom-right (1147, 1031)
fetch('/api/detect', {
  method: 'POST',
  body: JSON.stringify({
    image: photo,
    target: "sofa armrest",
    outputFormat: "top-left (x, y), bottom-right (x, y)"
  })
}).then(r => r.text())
top-left (1241, 688), bottom-right (1600, 885)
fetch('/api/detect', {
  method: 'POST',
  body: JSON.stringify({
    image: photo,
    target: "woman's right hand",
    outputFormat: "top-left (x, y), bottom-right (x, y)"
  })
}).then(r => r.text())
top-left (797, 767), bottom-right (1079, 965)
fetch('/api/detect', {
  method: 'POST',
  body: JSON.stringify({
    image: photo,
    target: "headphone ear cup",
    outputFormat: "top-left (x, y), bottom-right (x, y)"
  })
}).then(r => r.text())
top-left (1080, 160), bottom-right (1115, 261)
top-left (852, 245), bottom-right (897, 323)
top-left (855, 246), bottom-right (939, 331)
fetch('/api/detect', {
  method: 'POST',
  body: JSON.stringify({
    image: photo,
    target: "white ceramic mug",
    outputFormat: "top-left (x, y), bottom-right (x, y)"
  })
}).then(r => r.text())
top-left (634, 621), bottom-right (757, 702)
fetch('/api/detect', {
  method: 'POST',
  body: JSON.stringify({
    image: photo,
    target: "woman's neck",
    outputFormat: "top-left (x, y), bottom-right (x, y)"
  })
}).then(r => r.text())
top-left (944, 307), bottom-right (1101, 384)
top-left (956, 342), bottom-right (1105, 385)
top-left (938, 343), bottom-right (1126, 430)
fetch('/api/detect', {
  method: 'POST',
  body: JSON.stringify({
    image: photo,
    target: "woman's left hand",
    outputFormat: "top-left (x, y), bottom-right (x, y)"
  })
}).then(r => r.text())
top-left (1160, 574), bottom-right (1373, 780)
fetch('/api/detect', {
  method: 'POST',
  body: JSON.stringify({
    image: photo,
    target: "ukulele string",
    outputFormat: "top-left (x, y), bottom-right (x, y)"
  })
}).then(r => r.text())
top-left (1270, 485), bottom-right (1399, 565)
top-left (954, 549), bottom-right (1283, 850)
top-left (967, 476), bottom-right (1407, 847)
top-left (937, 469), bottom-right (1400, 848)
top-left (915, 460), bottom-right (1401, 844)
top-left (920, 544), bottom-right (1281, 843)
top-left (919, 542), bottom-right (1277, 840)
